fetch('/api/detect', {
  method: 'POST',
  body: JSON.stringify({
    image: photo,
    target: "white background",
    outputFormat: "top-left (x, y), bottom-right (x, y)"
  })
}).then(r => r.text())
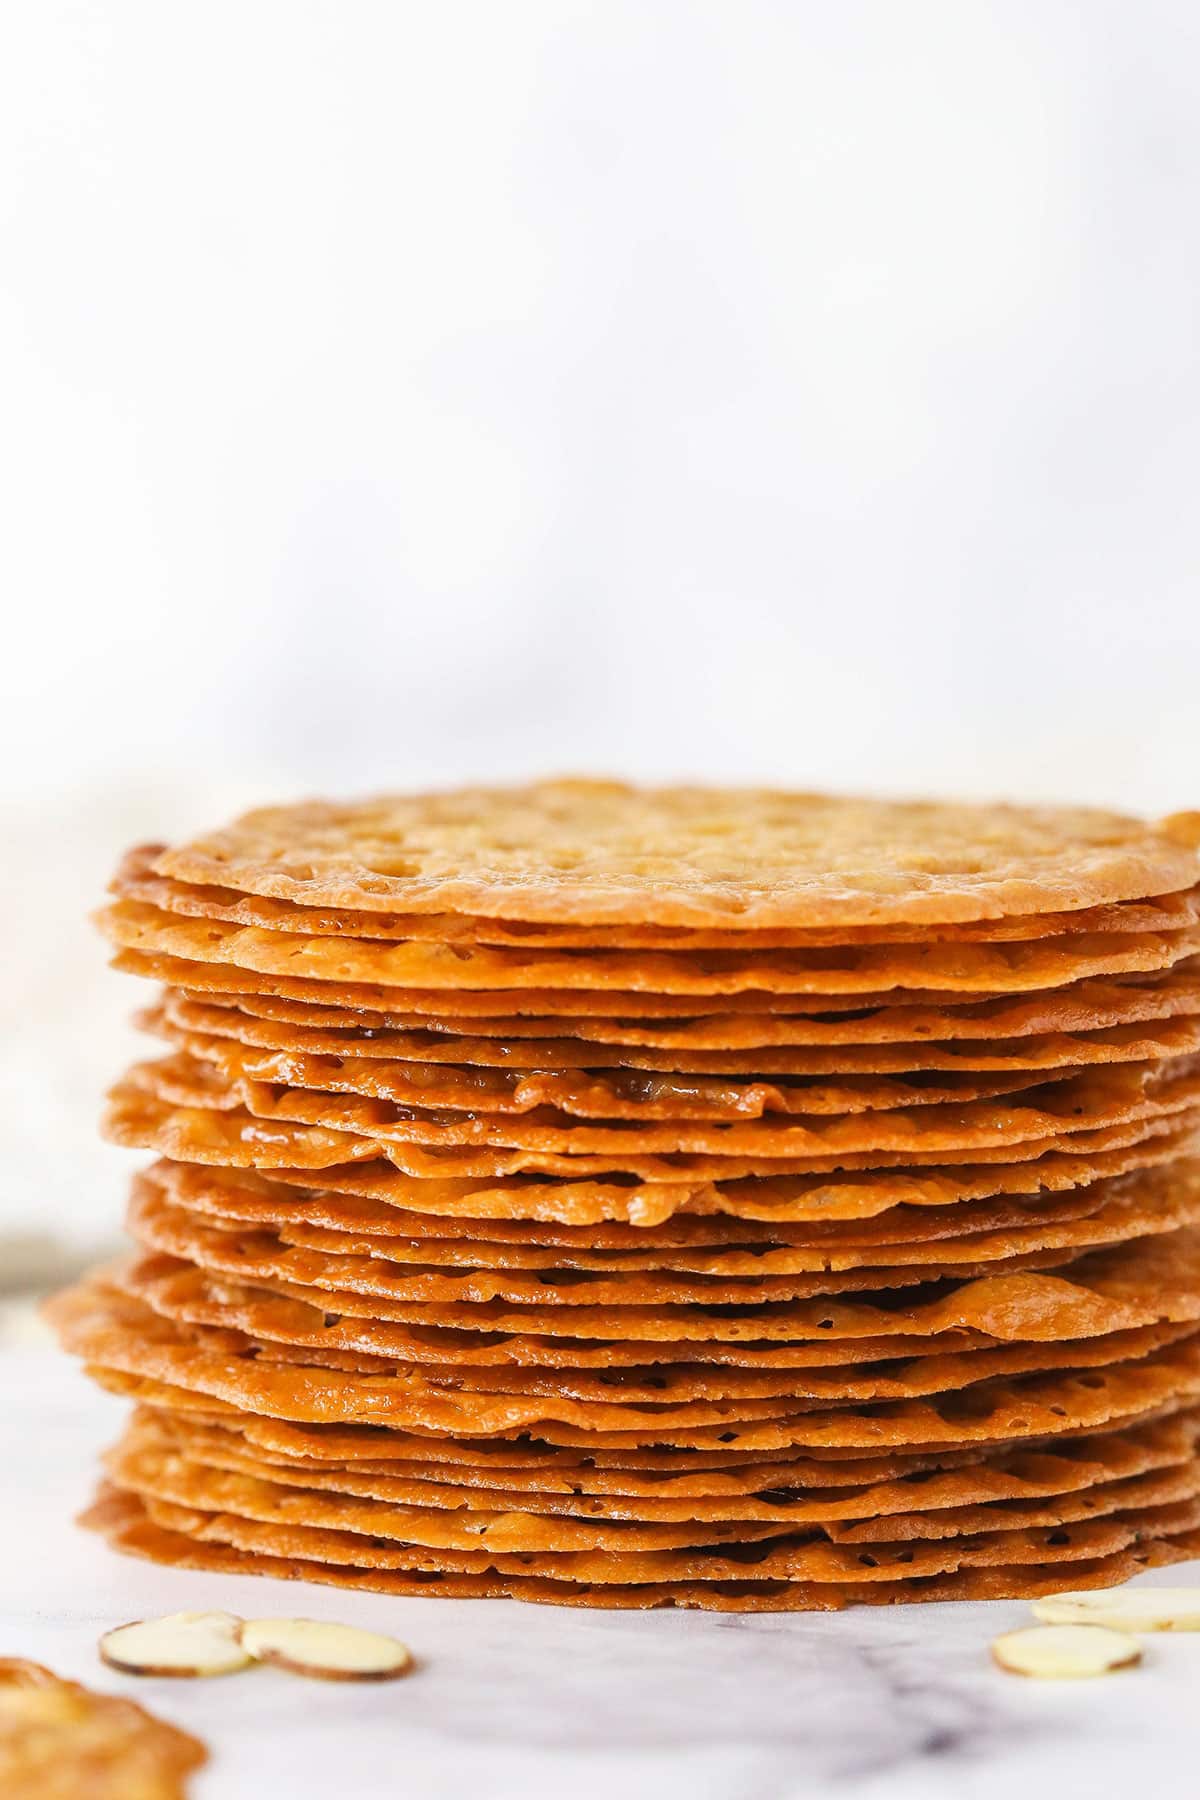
top-left (1, 0), bottom-right (1198, 1251)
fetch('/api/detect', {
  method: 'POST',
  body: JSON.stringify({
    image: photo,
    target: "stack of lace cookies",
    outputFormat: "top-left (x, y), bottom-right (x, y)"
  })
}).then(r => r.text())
top-left (46, 782), bottom-right (1200, 1612)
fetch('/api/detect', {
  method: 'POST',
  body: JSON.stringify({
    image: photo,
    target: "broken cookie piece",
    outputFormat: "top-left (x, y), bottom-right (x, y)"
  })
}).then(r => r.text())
top-left (0, 1657), bottom-right (206, 1799)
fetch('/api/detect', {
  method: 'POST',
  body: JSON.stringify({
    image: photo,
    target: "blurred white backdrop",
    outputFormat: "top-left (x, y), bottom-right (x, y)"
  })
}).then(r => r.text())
top-left (1, 0), bottom-right (1198, 1254)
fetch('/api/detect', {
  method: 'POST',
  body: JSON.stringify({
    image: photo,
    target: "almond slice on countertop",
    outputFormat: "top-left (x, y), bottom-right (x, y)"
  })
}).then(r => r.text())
top-left (991, 1623), bottom-right (1141, 1679)
top-left (237, 1619), bottom-right (413, 1681)
top-left (1032, 1587), bottom-right (1200, 1633)
top-left (99, 1611), bottom-right (254, 1677)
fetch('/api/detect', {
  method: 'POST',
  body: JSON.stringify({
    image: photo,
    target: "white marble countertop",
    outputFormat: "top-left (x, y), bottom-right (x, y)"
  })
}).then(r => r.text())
top-left (6, 1347), bottom-right (1200, 1800)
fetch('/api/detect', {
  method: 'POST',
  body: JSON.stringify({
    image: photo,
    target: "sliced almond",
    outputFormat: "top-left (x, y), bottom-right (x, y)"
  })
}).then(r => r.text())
top-left (99, 1611), bottom-right (253, 1677)
top-left (1032, 1586), bottom-right (1200, 1633)
top-left (991, 1623), bottom-right (1141, 1679)
top-left (238, 1619), bottom-right (412, 1682)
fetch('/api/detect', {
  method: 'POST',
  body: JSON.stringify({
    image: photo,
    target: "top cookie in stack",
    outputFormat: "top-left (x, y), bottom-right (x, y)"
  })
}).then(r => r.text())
top-left (48, 781), bottom-right (1200, 1612)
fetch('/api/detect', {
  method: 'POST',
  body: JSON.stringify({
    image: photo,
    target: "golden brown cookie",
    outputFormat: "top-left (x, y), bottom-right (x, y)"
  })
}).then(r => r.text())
top-left (0, 1657), bottom-right (206, 1800)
